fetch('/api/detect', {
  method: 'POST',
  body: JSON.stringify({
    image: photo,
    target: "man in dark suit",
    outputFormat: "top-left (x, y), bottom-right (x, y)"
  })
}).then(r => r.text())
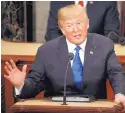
top-left (45, 1), bottom-right (120, 43)
top-left (4, 5), bottom-right (125, 107)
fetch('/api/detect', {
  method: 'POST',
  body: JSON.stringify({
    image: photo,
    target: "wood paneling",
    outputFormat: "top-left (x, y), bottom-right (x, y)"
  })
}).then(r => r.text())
top-left (120, 1), bottom-right (125, 36)
top-left (1, 75), bottom-right (6, 113)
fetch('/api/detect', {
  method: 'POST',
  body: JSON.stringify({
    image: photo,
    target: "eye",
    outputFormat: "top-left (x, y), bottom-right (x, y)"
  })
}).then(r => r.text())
top-left (67, 25), bottom-right (71, 28)
top-left (77, 22), bottom-right (81, 25)
top-left (65, 24), bottom-right (73, 29)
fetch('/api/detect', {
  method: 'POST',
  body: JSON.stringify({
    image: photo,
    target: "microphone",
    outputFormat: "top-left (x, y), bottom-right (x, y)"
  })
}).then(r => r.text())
top-left (62, 52), bottom-right (74, 105)
top-left (119, 37), bottom-right (125, 46)
top-left (107, 31), bottom-right (125, 46)
top-left (68, 52), bottom-right (74, 61)
top-left (52, 52), bottom-right (95, 103)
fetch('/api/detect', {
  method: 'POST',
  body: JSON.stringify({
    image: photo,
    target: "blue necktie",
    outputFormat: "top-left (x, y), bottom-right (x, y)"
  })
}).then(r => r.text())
top-left (72, 46), bottom-right (83, 88)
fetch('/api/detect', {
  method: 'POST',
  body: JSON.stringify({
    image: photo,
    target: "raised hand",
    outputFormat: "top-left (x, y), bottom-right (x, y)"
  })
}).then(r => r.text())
top-left (4, 60), bottom-right (27, 88)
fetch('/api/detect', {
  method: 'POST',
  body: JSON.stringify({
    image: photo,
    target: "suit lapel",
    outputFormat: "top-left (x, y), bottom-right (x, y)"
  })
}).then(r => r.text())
top-left (57, 34), bottom-right (96, 88)
top-left (81, 34), bottom-right (96, 88)
top-left (58, 36), bottom-right (74, 84)
top-left (58, 36), bottom-right (69, 70)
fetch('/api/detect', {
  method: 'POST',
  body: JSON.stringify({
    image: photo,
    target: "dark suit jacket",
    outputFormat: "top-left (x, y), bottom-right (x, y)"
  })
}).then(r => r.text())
top-left (45, 1), bottom-right (120, 43)
top-left (20, 33), bottom-right (125, 99)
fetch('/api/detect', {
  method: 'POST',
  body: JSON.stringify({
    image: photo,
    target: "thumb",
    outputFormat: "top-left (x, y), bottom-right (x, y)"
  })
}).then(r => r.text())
top-left (22, 65), bottom-right (27, 73)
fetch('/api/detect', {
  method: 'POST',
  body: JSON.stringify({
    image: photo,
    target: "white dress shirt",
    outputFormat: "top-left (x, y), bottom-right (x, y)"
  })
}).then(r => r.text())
top-left (66, 38), bottom-right (87, 66)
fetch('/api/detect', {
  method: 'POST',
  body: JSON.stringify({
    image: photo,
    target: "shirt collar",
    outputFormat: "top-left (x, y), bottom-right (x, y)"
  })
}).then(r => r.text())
top-left (66, 38), bottom-right (87, 53)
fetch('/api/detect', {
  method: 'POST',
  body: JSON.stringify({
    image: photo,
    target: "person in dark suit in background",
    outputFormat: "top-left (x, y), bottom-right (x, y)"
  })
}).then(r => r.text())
top-left (4, 5), bottom-right (125, 107)
top-left (45, 1), bottom-right (120, 43)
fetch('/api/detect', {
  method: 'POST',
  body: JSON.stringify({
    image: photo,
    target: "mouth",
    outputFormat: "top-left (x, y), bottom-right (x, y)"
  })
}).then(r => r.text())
top-left (73, 34), bottom-right (81, 39)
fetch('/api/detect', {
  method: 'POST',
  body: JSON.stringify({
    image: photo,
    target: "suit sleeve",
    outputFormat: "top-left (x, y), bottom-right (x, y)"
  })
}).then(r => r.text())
top-left (45, 1), bottom-right (63, 41)
top-left (19, 47), bottom-right (47, 99)
top-left (106, 42), bottom-right (125, 95)
top-left (104, 1), bottom-right (120, 43)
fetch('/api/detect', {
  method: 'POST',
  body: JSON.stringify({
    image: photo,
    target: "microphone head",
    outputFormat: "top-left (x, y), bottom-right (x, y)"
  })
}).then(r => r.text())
top-left (119, 37), bottom-right (125, 46)
top-left (107, 31), bottom-right (119, 43)
top-left (68, 53), bottom-right (74, 60)
top-left (107, 31), bottom-right (125, 45)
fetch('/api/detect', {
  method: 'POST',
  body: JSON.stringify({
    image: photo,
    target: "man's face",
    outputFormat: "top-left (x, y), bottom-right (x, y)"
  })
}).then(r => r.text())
top-left (61, 15), bottom-right (89, 45)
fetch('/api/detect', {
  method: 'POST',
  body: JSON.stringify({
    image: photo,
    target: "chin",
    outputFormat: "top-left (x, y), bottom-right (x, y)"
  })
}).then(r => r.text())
top-left (74, 39), bottom-right (84, 45)
top-left (73, 41), bottom-right (83, 45)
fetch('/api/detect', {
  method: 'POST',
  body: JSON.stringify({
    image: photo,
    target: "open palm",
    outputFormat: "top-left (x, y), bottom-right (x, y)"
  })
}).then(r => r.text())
top-left (4, 60), bottom-right (27, 87)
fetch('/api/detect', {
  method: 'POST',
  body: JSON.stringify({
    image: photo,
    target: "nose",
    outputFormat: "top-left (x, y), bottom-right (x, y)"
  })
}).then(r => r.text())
top-left (73, 25), bottom-right (79, 32)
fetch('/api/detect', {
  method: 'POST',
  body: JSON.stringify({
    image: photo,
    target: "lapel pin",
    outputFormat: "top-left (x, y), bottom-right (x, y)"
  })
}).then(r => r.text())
top-left (90, 51), bottom-right (93, 55)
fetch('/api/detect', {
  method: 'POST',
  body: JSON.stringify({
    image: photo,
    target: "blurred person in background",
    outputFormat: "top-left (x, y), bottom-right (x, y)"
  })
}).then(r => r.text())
top-left (45, 1), bottom-right (120, 43)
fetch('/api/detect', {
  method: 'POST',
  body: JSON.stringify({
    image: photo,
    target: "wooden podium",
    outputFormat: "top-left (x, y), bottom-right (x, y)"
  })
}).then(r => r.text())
top-left (8, 99), bottom-right (123, 113)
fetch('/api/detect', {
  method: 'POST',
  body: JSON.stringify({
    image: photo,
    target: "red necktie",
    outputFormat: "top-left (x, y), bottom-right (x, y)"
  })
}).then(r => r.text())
top-left (78, 1), bottom-right (84, 7)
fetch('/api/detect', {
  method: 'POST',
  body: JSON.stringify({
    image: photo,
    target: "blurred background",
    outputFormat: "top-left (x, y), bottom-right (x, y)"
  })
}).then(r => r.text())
top-left (1, 1), bottom-right (125, 43)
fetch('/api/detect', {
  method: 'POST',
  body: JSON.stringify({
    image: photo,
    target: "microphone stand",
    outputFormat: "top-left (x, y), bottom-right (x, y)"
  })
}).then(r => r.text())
top-left (62, 53), bottom-right (74, 105)
top-left (62, 61), bottom-right (70, 105)
top-left (107, 31), bottom-right (125, 45)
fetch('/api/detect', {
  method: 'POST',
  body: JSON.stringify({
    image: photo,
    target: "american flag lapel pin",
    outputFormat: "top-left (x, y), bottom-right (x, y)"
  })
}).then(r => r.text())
top-left (90, 51), bottom-right (93, 55)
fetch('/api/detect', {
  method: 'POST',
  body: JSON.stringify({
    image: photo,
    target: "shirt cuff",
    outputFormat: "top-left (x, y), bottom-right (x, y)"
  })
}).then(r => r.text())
top-left (15, 85), bottom-right (23, 95)
top-left (115, 93), bottom-right (125, 98)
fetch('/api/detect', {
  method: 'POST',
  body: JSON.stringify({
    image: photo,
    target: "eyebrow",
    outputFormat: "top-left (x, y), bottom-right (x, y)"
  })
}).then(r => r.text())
top-left (65, 23), bottom-right (72, 25)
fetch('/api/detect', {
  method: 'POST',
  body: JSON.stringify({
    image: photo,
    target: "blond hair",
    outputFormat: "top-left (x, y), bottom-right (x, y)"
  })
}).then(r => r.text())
top-left (58, 5), bottom-right (88, 28)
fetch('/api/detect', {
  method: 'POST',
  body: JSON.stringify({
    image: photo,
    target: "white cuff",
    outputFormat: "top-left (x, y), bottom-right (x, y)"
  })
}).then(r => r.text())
top-left (115, 93), bottom-right (125, 98)
top-left (15, 85), bottom-right (23, 95)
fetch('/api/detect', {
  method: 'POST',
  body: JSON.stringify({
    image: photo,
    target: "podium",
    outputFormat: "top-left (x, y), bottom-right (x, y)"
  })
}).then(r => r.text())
top-left (8, 99), bottom-right (123, 113)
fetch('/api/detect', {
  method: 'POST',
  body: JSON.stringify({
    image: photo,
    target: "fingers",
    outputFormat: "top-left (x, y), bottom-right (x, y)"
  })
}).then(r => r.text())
top-left (121, 102), bottom-right (125, 112)
top-left (4, 66), bottom-right (11, 75)
top-left (5, 60), bottom-right (17, 71)
top-left (10, 60), bottom-right (17, 69)
top-left (5, 61), bottom-right (13, 71)
top-left (115, 99), bottom-right (125, 112)
top-left (115, 95), bottom-right (125, 111)
top-left (22, 65), bottom-right (27, 73)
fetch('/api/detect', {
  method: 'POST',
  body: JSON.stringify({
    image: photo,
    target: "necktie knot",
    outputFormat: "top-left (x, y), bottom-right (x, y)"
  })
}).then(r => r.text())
top-left (75, 46), bottom-right (81, 52)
